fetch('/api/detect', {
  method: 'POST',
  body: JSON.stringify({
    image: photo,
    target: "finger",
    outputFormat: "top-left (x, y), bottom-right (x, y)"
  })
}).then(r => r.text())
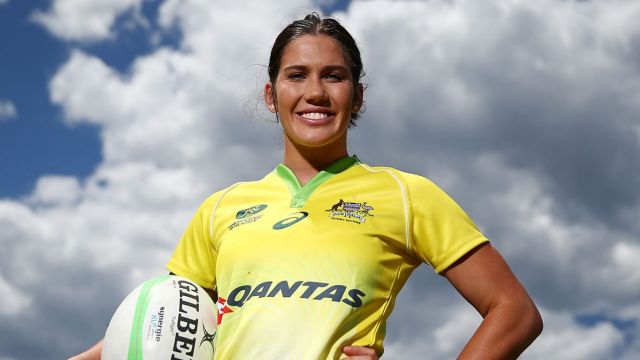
top-left (342, 345), bottom-right (378, 359)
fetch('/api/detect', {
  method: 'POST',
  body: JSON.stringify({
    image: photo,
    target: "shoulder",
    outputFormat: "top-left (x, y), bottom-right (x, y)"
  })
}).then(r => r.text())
top-left (354, 163), bottom-right (460, 215)
top-left (355, 162), bottom-right (442, 194)
top-left (197, 173), bottom-right (278, 212)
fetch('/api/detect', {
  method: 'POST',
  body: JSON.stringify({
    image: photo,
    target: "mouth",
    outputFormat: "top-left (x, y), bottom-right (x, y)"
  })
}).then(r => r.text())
top-left (297, 111), bottom-right (336, 121)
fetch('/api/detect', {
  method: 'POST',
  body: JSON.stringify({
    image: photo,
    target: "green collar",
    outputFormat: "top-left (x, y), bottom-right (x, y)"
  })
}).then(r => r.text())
top-left (275, 155), bottom-right (359, 208)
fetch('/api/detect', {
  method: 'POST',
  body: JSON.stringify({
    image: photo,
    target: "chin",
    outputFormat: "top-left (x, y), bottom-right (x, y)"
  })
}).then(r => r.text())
top-left (296, 133), bottom-right (344, 148)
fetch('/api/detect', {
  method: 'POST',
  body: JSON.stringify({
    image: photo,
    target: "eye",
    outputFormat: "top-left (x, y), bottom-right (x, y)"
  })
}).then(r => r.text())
top-left (287, 72), bottom-right (306, 81)
top-left (325, 73), bottom-right (344, 81)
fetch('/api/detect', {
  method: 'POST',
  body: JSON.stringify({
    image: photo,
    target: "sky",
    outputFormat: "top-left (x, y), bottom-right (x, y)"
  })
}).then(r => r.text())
top-left (1, 0), bottom-right (639, 359)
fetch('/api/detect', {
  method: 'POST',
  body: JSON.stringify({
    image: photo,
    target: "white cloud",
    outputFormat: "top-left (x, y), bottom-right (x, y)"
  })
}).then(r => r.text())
top-left (595, 241), bottom-right (640, 294)
top-left (28, 176), bottom-right (82, 206)
top-left (0, 99), bottom-right (17, 122)
top-left (31, 0), bottom-right (144, 42)
top-left (384, 302), bottom-right (481, 359)
top-left (452, 154), bottom-right (640, 302)
top-left (341, 0), bottom-right (640, 299)
top-left (432, 305), bottom-right (482, 356)
top-left (3, 0), bottom-right (640, 358)
top-left (523, 309), bottom-right (625, 360)
top-left (48, 0), bottom-right (304, 173)
top-left (0, 0), bottom-right (10, 7)
top-left (385, 305), bottom-right (627, 360)
top-left (0, 273), bottom-right (31, 317)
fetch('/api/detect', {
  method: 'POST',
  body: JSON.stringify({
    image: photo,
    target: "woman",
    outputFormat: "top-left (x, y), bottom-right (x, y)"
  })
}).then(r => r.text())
top-left (72, 13), bottom-right (542, 360)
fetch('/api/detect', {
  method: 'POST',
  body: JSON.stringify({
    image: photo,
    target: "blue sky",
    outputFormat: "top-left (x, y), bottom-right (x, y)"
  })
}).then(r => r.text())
top-left (1, 0), bottom-right (640, 359)
top-left (0, 0), bottom-right (99, 198)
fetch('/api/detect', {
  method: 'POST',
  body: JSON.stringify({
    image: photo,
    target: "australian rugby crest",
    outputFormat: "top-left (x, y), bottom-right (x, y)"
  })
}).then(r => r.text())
top-left (228, 204), bottom-right (267, 230)
top-left (325, 199), bottom-right (374, 224)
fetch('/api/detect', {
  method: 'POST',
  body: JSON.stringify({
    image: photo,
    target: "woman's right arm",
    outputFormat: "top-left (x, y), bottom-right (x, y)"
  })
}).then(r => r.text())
top-left (68, 339), bottom-right (103, 360)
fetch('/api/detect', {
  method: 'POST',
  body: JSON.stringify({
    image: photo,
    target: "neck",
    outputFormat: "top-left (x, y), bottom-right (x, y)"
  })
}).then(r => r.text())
top-left (282, 140), bottom-right (348, 186)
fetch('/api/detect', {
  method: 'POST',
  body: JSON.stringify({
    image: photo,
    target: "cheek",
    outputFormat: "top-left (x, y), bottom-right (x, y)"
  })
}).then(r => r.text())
top-left (330, 87), bottom-right (355, 109)
top-left (275, 84), bottom-right (298, 106)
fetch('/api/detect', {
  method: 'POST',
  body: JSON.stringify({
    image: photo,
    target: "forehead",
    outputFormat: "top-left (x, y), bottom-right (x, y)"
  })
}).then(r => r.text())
top-left (280, 34), bottom-right (349, 68)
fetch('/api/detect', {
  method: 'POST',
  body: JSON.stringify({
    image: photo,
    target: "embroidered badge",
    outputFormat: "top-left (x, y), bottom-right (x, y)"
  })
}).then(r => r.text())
top-left (325, 199), bottom-right (374, 224)
top-left (228, 204), bottom-right (267, 230)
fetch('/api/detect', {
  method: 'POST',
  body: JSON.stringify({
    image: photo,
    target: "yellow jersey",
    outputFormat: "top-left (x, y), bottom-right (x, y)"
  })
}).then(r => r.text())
top-left (167, 156), bottom-right (488, 359)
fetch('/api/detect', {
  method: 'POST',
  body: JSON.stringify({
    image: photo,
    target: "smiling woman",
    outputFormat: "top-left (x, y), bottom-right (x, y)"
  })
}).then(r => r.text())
top-left (263, 14), bottom-right (364, 186)
top-left (265, 33), bottom-right (363, 181)
top-left (71, 12), bottom-right (542, 360)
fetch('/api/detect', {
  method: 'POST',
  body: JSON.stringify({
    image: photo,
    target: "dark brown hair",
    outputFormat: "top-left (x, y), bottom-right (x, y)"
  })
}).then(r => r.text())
top-left (268, 13), bottom-right (364, 123)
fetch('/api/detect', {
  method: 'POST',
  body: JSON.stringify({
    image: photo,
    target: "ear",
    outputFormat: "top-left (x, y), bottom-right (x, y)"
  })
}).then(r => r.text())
top-left (352, 82), bottom-right (364, 112)
top-left (264, 82), bottom-right (277, 113)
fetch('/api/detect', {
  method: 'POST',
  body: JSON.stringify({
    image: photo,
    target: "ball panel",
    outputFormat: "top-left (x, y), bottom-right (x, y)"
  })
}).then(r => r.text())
top-left (103, 283), bottom-right (141, 359)
top-left (129, 274), bottom-right (171, 359)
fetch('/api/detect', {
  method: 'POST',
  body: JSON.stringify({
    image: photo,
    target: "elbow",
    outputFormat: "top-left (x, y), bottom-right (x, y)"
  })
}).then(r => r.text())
top-left (501, 296), bottom-right (543, 346)
top-left (531, 305), bottom-right (544, 339)
top-left (521, 299), bottom-right (543, 342)
top-left (505, 300), bottom-right (543, 357)
top-left (501, 298), bottom-right (543, 354)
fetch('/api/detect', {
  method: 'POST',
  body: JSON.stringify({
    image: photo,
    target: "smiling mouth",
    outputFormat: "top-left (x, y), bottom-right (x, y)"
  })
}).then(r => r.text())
top-left (298, 112), bottom-right (335, 120)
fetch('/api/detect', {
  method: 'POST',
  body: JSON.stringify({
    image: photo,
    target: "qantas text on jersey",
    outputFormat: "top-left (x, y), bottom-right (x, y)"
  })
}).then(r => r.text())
top-left (225, 280), bottom-right (366, 308)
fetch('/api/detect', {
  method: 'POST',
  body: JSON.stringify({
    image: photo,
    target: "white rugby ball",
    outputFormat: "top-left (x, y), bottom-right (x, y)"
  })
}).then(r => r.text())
top-left (102, 275), bottom-right (217, 360)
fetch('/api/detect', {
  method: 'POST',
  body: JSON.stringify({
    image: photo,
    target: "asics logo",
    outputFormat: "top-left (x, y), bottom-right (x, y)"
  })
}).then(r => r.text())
top-left (272, 212), bottom-right (308, 230)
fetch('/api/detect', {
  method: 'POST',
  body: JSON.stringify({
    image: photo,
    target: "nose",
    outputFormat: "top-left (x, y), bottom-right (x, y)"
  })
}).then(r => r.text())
top-left (304, 77), bottom-right (328, 104)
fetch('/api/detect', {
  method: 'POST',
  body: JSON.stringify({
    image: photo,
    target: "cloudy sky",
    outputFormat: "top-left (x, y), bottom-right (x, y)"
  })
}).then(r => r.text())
top-left (1, 0), bottom-right (639, 359)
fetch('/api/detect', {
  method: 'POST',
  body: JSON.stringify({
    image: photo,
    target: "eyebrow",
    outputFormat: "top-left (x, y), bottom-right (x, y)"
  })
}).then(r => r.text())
top-left (282, 65), bottom-right (350, 73)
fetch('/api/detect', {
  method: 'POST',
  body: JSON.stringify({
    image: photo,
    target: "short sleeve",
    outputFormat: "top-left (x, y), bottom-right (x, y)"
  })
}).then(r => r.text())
top-left (166, 193), bottom-right (221, 290)
top-left (406, 174), bottom-right (489, 274)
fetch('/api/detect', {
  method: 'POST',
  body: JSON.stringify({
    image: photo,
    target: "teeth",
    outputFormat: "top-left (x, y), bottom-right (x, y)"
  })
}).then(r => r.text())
top-left (300, 112), bottom-right (330, 120)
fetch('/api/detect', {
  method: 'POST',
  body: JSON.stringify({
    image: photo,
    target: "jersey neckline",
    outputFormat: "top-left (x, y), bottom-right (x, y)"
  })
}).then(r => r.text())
top-left (275, 155), bottom-right (359, 208)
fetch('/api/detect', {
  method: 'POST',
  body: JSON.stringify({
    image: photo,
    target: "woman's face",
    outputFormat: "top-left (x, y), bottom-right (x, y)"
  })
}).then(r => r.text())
top-left (265, 35), bottom-right (362, 152)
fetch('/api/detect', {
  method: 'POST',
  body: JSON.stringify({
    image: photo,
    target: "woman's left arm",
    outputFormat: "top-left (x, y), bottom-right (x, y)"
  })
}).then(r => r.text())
top-left (443, 243), bottom-right (543, 359)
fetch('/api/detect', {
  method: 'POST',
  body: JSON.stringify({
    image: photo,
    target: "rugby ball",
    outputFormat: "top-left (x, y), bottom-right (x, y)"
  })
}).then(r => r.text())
top-left (102, 275), bottom-right (216, 360)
